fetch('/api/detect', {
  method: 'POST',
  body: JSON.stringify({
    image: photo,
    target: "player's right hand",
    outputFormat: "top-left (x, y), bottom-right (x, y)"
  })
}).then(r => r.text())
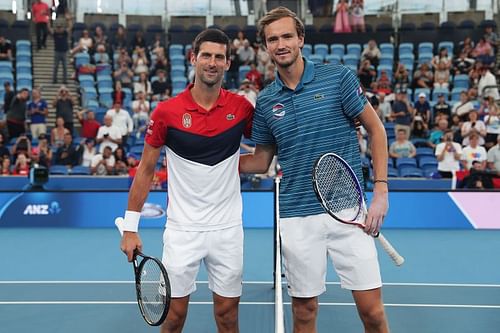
top-left (120, 232), bottom-right (143, 262)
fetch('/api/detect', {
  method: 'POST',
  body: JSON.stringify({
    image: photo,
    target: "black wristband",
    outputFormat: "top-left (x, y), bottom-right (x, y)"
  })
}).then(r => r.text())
top-left (373, 179), bottom-right (388, 184)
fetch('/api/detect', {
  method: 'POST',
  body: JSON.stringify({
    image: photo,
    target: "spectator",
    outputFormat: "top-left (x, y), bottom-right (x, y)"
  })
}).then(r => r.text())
top-left (96, 114), bottom-right (122, 153)
top-left (11, 133), bottom-right (31, 160)
top-left (391, 89), bottom-right (413, 138)
top-left (483, 101), bottom-right (500, 150)
top-left (461, 110), bottom-right (486, 146)
top-left (478, 95), bottom-right (498, 118)
top-left (453, 51), bottom-right (475, 75)
top-left (112, 81), bottom-right (126, 105)
top-left (116, 47), bottom-right (132, 67)
top-left (435, 129), bottom-right (462, 178)
top-left (450, 114), bottom-right (463, 142)
top-left (372, 70), bottom-right (392, 95)
top-left (357, 60), bottom-right (376, 90)
top-left (433, 61), bottom-right (450, 89)
top-left (13, 153), bottom-right (30, 176)
top-left (90, 146), bottom-right (115, 175)
top-left (149, 33), bottom-right (166, 59)
top-left (80, 138), bottom-right (96, 167)
top-left (477, 66), bottom-right (500, 100)
top-left (130, 30), bottom-right (147, 54)
top-left (237, 40), bottom-right (255, 66)
top-left (389, 129), bottom-right (416, 158)
top-left (237, 79), bottom-right (258, 107)
top-left (483, 25), bottom-right (499, 53)
top-left (0, 133), bottom-right (10, 160)
top-left (111, 25), bottom-right (128, 51)
top-left (377, 92), bottom-right (392, 122)
top-left (0, 35), bottom-right (13, 60)
top-left (0, 156), bottom-right (11, 175)
top-left (131, 91), bottom-right (150, 137)
top-left (462, 160), bottom-right (494, 189)
top-left (113, 61), bottom-right (134, 88)
top-left (150, 54), bottom-right (169, 77)
top-left (468, 61), bottom-right (482, 89)
top-left (461, 133), bottom-right (487, 170)
top-left (472, 37), bottom-right (495, 66)
top-left (3, 82), bottom-right (15, 118)
top-left (413, 92), bottom-right (431, 126)
top-left (232, 31), bottom-right (249, 49)
top-left (413, 63), bottom-right (433, 89)
top-left (433, 93), bottom-right (452, 123)
top-left (263, 63), bottom-right (277, 88)
top-left (53, 85), bottom-right (75, 134)
top-left (431, 47), bottom-right (452, 70)
top-left (50, 116), bottom-right (70, 148)
top-left (245, 62), bottom-right (263, 91)
top-left (71, 29), bottom-right (93, 55)
top-left (452, 91), bottom-right (475, 120)
top-left (459, 37), bottom-right (475, 58)
top-left (113, 146), bottom-right (129, 175)
top-left (93, 25), bottom-right (108, 49)
top-left (369, 95), bottom-right (383, 122)
top-left (132, 48), bottom-right (149, 75)
top-left (31, 134), bottom-right (52, 168)
top-left (133, 72), bottom-right (152, 98)
top-left (411, 116), bottom-right (428, 139)
top-left (106, 103), bottom-right (133, 144)
top-left (151, 69), bottom-right (171, 101)
top-left (487, 136), bottom-right (500, 174)
top-left (27, 88), bottom-right (49, 138)
top-left (32, 0), bottom-right (50, 50)
top-left (361, 40), bottom-right (380, 66)
top-left (77, 109), bottom-right (100, 139)
top-left (93, 43), bottom-right (110, 65)
top-left (350, 0), bottom-right (365, 32)
top-left (393, 63), bottom-right (410, 92)
top-left (334, 0), bottom-right (351, 33)
top-left (49, 21), bottom-right (70, 84)
top-left (6, 88), bottom-right (30, 139)
top-left (429, 118), bottom-right (450, 149)
top-left (126, 152), bottom-right (140, 177)
top-left (54, 133), bottom-right (79, 167)
top-left (226, 44), bottom-right (241, 90)
top-left (256, 43), bottom-right (271, 74)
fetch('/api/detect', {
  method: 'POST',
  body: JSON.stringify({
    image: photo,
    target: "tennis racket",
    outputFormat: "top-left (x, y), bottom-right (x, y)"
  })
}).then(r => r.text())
top-left (312, 153), bottom-right (405, 266)
top-left (115, 218), bottom-right (171, 326)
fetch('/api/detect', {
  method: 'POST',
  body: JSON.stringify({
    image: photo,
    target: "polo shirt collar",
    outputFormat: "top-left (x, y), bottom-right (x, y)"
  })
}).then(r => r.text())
top-left (183, 83), bottom-right (228, 112)
top-left (275, 57), bottom-right (315, 91)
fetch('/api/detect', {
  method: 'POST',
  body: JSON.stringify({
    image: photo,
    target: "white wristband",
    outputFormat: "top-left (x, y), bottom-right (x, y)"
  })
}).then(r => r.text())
top-left (122, 210), bottom-right (141, 232)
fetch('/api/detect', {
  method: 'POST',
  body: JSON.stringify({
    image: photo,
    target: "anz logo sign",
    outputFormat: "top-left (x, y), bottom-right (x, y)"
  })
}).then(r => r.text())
top-left (23, 201), bottom-right (62, 216)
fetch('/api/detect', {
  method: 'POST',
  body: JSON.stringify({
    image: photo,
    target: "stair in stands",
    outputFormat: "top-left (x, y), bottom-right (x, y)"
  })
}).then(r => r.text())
top-left (31, 29), bottom-right (81, 133)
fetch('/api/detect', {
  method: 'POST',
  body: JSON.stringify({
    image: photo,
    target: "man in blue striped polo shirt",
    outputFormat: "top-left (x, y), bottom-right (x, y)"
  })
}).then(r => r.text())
top-left (240, 7), bottom-right (390, 333)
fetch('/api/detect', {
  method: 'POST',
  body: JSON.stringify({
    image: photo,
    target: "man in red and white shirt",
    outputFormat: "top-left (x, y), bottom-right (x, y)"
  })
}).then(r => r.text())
top-left (119, 29), bottom-right (253, 332)
top-left (32, 0), bottom-right (50, 50)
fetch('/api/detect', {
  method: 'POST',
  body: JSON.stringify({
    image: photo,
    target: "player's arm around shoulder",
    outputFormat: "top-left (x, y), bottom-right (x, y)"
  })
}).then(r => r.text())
top-left (239, 143), bottom-right (276, 174)
top-left (358, 102), bottom-right (389, 234)
top-left (120, 143), bottom-right (162, 261)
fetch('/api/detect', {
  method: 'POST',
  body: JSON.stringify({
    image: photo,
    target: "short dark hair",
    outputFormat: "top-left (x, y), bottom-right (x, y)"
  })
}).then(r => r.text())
top-left (193, 29), bottom-right (231, 59)
top-left (258, 6), bottom-right (304, 46)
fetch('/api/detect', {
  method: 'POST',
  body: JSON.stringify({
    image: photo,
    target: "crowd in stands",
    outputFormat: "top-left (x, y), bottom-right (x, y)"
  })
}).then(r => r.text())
top-left (0, 10), bottom-right (499, 188)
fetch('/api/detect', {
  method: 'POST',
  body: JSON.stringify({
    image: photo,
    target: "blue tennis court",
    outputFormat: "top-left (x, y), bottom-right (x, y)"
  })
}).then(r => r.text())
top-left (1, 228), bottom-right (499, 332)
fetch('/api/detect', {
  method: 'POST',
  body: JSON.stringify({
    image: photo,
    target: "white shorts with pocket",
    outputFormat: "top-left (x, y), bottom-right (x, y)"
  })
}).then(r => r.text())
top-left (162, 225), bottom-right (243, 298)
top-left (280, 213), bottom-right (382, 297)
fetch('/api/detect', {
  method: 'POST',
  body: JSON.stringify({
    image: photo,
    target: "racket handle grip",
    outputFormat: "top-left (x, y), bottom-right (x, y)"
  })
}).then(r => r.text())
top-left (377, 233), bottom-right (405, 266)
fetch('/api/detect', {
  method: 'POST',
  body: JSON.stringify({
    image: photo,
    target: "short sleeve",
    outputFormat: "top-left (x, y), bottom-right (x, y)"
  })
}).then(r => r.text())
top-left (145, 106), bottom-right (167, 148)
top-left (340, 67), bottom-right (367, 120)
top-left (242, 99), bottom-right (254, 139)
top-left (251, 98), bottom-right (275, 145)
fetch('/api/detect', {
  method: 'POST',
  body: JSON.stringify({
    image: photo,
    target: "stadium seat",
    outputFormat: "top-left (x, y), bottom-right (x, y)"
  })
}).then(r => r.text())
top-left (439, 21), bottom-right (456, 31)
top-left (379, 55), bottom-right (394, 66)
top-left (314, 44), bottom-right (328, 58)
top-left (169, 54), bottom-right (185, 67)
top-left (418, 156), bottom-right (438, 169)
top-left (169, 44), bottom-right (184, 57)
top-left (453, 74), bottom-right (469, 90)
top-left (74, 53), bottom-right (90, 67)
top-left (172, 77), bottom-right (188, 90)
top-left (438, 41), bottom-right (454, 56)
top-left (49, 165), bottom-right (69, 175)
top-left (400, 22), bottom-right (416, 31)
top-left (422, 165), bottom-right (439, 178)
top-left (396, 157), bottom-right (418, 169)
top-left (416, 147), bottom-right (434, 158)
top-left (450, 87), bottom-right (464, 102)
top-left (458, 20), bottom-right (475, 29)
top-left (342, 54), bottom-right (359, 67)
top-left (417, 52), bottom-right (433, 65)
top-left (419, 22), bottom-right (436, 31)
top-left (380, 43), bottom-right (394, 56)
top-left (418, 42), bottom-right (434, 54)
top-left (325, 54), bottom-right (341, 65)
top-left (330, 44), bottom-right (344, 57)
top-left (346, 43), bottom-right (361, 57)
top-left (399, 166), bottom-right (424, 178)
top-left (432, 88), bottom-right (449, 101)
top-left (307, 54), bottom-right (324, 64)
top-left (302, 44), bottom-right (312, 58)
top-left (71, 166), bottom-right (91, 175)
top-left (170, 65), bottom-right (186, 78)
top-left (398, 43), bottom-right (414, 55)
top-left (388, 166), bottom-right (398, 178)
top-left (238, 65), bottom-right (250, 82)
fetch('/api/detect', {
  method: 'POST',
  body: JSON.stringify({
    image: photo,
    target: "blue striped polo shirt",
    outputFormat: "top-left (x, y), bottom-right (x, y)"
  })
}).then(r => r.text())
top-left (252, 59), bottom-right (367, 218)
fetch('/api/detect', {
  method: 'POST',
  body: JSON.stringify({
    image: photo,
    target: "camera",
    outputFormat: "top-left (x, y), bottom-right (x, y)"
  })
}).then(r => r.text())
top-left (103, 133), bottom-right (109, 137)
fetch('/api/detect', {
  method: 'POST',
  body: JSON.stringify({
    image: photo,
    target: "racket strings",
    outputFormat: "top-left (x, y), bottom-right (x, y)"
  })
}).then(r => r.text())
top-left (139, 259), bottom-right (168, 323)
top-left (316, 156), bottom-right (362, 221)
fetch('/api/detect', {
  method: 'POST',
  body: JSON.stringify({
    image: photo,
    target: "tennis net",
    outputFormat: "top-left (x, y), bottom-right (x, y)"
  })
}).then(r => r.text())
top-left (275, 177), bottom-right (285, 333)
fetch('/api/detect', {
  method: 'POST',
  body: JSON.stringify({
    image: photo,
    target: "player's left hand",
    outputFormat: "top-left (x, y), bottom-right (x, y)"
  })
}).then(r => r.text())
top-left (365, 191), bottom-right (388, 235)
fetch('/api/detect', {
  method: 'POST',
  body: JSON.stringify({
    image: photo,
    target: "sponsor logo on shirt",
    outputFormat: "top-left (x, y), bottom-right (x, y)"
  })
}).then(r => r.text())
top-left (272, 103), bottom-right (285, 119)
top-left (146, 119), bottom-right (154, 136)
top-left (182, 113), bottom-right (192, 128)
top-left (314, 93), bottom-right (324, 101)
top-left (356, 86), bottom-right (364, 96)
top-left (226, 113), bottom-right (235, 120)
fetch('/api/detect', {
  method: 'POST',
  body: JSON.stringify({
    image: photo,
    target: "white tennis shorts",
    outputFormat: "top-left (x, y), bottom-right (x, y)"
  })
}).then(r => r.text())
top-left (162, 225), bottom-right (243, 298)
top-left (280, 213), bottom-right (382, 297)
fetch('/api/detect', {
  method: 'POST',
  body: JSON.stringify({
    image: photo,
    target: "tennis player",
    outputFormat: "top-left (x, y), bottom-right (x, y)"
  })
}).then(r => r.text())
top-left (119, 29), bottom-right (254, 333)
top-left (239, 7), bottom-right (390, 333)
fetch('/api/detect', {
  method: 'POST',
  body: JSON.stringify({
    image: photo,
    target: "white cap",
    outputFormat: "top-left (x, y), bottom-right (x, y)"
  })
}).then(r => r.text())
top-left (418, 92), bottom-right (426, 98)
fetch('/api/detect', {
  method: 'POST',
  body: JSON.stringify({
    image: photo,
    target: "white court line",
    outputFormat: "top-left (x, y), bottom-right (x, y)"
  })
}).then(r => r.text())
top-left (1, 281), bottom-right (500, 288)
top-left (0, 301), bottom-right (499, 309)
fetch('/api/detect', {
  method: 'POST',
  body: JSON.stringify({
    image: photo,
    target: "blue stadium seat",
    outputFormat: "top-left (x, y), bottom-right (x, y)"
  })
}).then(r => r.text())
top-left (49, 165), bottom-right (69, 175)
top-left (0, 62), bottom-right (13, 72)
top-left (129, 145), bottom-right (144, 155)
top-left (422, 165), bottom-right (439, 178)
top-left (450, 87), bottom-right (464, 102)
top-left (398, 43), bottom-right (414, 55)
top-left (416, 147), bottom-right (434, 158)
top-left (325, 54), bottom-right (341, 65)
top-left (346, 43), bottom-right (361, 57)
top-left (74, 53), bottom-right (90, 67)
top-left (170, 65), bottom-right (186, 78)
top-left (453, 74), bottom-right (469, 90)
top-left (169, 54), bottom-right (185, 67)
top-left (342, 54), bottom-right (359, 67)
top-left (238, 65), bottom-right (250, 82)
top-left (432, 88), bottom-right (449, 101)
top-left (418, 42), bottom-right (434, 55)
top-left (399, 166), bottom-right (424, 178)
top-left (302, 44), bottom-right (312, 58)
top-left (380, 43), bottom-right (394, 56)
top-left (314, 44), bottom-right (328, 58)
top-left (438, 41), bottom-right (454, 56)
top-left (379, 55), bottom-right (394, 67)
top-left (172, 77), bottom-right (188, 90)
top-left (71, 166), bottom-right (91, 175)
top-left (396, 157), bottom-right (418, 169)
top-left (387, 166), bottom-right (398, 178)
top-left (307, 54), bottom-right (324, 64)
top-left (418, 156), bottom-right (438, 169)
top-left (417, 52), bottom-right (433, 65)
top-left (169, 44), bottom-right (184, 57)
top-left (330, 44), bottom-right (344, 57)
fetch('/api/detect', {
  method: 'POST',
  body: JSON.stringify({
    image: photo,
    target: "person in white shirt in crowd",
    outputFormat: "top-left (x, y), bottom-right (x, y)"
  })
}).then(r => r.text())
top-left (461, 109), bottom-right (487, 146)
top-left (80, 138), bottom-right (97, 167)
top-left (461, 133), bottom-right (488, 170)
top-left (237, 40), bottom-right (255, 65)
top-left (90, 145), bottom-right (115, 175)
top-left (96, 114), bottom-right (122, 153)
top-left (361, 39), bottom-right (381, 67)
top-left (487, 135), bottom-right (500, 175)
top-left (435, 129), bottom-right (462, 178)
top-left (452, 91), bottom-right (475, 120)
top-left (483, 100), bottom-right (500, 150)
top-left (477, 65), bottom-right (500, 100)
top-left (131, 91), bottom-right (150, 138)
top-left (377, 92), bottom-right (392, 122)
top-left (237, 79), bottom-right (258, 107)
top-left (106, 102), bottom-right (133, 143)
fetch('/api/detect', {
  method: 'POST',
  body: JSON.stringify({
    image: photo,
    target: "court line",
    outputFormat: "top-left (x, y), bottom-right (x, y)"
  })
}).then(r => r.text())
top-left (1, 281), bottom-right (500, 288)
top-left (1, 301), bottom-right (499, 309)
